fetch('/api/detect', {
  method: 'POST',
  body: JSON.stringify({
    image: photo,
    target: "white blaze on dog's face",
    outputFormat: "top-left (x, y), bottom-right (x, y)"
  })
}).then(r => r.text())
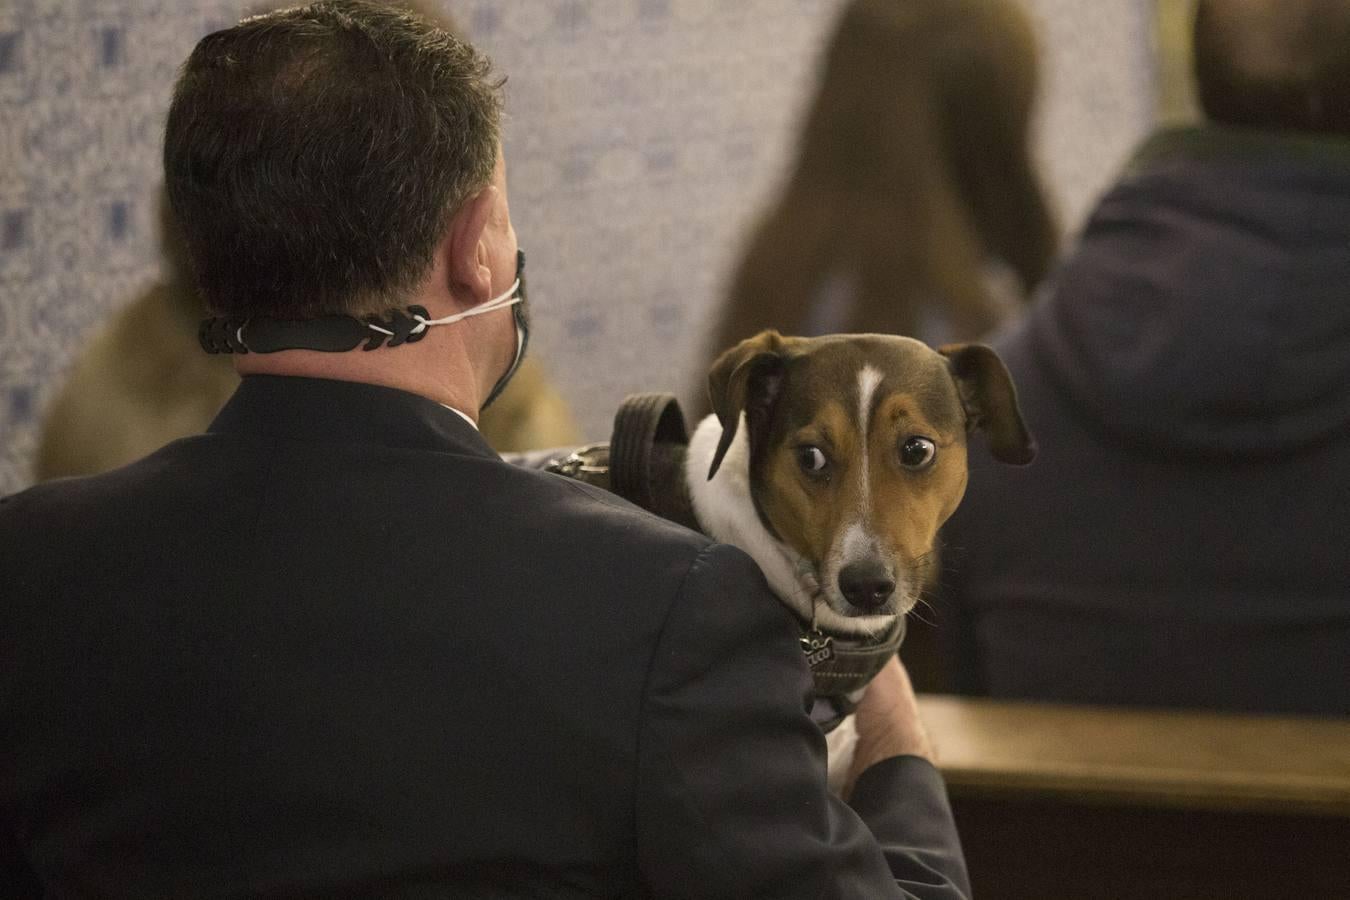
top-left (703, 330), bottom-right (1032, 635)
top-left (754, 345), bottom-right (970, 623)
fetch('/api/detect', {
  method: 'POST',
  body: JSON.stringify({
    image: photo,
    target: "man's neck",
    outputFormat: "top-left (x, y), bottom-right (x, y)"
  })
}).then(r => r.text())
top-left (233, 333), bottom-right (482, 423)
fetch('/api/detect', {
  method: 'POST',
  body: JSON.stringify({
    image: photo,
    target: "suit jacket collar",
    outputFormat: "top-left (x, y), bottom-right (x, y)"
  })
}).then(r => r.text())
top-left (209, 375), bottom-right (499, 459)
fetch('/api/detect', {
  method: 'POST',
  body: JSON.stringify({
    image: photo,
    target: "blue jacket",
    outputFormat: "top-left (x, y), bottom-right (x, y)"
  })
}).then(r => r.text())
top-left (938, 126), bottom-right (1350, 714)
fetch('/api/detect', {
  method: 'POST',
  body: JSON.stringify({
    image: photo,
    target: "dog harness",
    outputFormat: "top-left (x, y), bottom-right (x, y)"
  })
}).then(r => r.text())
top-left (541, 393), bottom-right (906, 731)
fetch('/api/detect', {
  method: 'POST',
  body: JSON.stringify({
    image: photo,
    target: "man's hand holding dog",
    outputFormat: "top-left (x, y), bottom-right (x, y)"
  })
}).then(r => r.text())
top-left (846, 656), bottom-right (934, 794)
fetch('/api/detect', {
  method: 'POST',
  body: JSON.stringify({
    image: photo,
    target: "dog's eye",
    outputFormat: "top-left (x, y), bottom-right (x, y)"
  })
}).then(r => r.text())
top-left (796, 445), bottom-right (829, 475)
top-left (900, 436), bottom-right (937, 469)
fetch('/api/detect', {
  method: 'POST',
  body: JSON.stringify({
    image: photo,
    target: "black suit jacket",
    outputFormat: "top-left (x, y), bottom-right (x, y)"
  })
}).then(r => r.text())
top-left (2, 375), bottom-right (968, 898)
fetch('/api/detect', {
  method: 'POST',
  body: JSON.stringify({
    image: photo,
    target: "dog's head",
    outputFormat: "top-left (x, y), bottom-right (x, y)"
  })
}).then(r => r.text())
top-left (706, 330), bottom-right (1033, 632)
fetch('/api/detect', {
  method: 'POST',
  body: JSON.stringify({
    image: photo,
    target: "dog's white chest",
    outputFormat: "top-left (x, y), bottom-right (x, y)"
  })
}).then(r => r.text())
top-left (685, 414), bottom-right (816, 621)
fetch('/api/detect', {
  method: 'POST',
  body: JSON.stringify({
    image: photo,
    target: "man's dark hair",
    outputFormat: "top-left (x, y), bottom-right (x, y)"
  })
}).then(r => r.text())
top-left (1194, 0), bottom-right (1350, 135)
top-left (164, 0), bottom-right (503, 318)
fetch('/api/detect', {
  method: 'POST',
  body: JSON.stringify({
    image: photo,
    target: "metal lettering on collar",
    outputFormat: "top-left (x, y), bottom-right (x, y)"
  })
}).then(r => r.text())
top-left (799, 616), bottom-right (906, 698)
top-left (800, 632), bottom-right (836, 668)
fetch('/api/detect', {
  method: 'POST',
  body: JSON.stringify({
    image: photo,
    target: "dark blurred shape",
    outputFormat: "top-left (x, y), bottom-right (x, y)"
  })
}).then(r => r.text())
top-left (1194, 0), bottom-right (1350, 135)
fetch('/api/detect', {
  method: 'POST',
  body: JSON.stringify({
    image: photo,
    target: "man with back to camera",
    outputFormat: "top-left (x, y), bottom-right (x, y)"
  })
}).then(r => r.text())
top-left (0, 2), bottom-right (970, 895)
top-left (934, 0), bottom-right (1350, 714)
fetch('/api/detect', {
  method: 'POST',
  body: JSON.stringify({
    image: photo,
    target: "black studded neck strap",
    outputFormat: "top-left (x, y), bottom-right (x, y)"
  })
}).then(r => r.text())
top-left (199, 306), bottom-right (432, 354)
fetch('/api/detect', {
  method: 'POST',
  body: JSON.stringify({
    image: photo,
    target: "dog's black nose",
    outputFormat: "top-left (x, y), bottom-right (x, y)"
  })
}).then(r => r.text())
top-left (838, 562), bottom-right (895, 610)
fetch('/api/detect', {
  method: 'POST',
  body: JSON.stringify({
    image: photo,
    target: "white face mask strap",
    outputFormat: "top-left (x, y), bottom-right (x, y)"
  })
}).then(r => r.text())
top-left (409, 278), bottom-right (522, 336)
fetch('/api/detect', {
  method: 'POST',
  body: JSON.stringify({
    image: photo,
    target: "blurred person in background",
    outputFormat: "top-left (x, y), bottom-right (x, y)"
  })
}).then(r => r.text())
top-left (34, 1), bottom-right (577, 482)
top-left (934, 0), bottom-right (1350, 714)
top-left (702, 0), bottom-right (1057, 381)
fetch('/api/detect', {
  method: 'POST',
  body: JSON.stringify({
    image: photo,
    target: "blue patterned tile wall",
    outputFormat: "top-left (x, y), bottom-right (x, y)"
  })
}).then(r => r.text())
top-left (0, 0), bottom-right (1154, 495)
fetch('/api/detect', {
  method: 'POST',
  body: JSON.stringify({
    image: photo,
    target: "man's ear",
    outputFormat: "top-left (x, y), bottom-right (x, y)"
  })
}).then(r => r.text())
top-left (447, 185), bottom-right (498, 304)
top-left (938, 343), bottom-right (1036, 465)
top-left (705, 330), bottom-right (789, 479)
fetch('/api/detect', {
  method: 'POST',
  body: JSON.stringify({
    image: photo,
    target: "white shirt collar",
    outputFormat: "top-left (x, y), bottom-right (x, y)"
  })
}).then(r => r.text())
top-left (440, 403), bottom-right (479, 431)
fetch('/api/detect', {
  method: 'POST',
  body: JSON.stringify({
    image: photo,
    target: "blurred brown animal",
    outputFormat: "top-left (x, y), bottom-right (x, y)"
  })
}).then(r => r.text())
top-left (707, 0), bottom-right (1057, 367)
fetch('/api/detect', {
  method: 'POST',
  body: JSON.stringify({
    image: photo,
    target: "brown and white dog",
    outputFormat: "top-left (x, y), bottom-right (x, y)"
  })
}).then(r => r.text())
top-left (683, 330), bottom-right (1034, 787)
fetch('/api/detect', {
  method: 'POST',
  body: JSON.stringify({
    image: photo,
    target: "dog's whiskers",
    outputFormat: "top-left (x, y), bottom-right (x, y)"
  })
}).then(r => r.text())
top-left (908, 594), bottom-right (939, 628)
top-left (899, 550), bottom-right (942, 626)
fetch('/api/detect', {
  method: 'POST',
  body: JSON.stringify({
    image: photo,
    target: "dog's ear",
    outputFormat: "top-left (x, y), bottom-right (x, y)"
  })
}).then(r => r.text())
top-left (938, 343), bottom-right (1036, 465)
top-left (706, 330), bottom-right (789, 479)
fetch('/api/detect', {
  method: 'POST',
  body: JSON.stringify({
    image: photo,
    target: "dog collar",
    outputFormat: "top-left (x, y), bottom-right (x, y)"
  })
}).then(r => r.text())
top-left (798, 615), bottom-right (906, 700)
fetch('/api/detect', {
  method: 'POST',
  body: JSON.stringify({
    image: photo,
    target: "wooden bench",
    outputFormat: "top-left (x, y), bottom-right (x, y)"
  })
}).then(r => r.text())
top-left (915, 695), bottom-right (1350, 899)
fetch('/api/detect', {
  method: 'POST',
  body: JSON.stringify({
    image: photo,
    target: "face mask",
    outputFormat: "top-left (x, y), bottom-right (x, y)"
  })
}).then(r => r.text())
top-left (198, 249), bottom-right (530, 411)
top-left (410, 249), bottom-right (528, 410)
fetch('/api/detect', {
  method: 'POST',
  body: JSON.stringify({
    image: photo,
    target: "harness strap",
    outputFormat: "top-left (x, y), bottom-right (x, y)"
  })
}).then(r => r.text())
top-left (606, 393), bottom-right (699, 531)
top-left (610, 393), bottom-right (686, 508)
top-left (810, 694), bottom-right (859, 733)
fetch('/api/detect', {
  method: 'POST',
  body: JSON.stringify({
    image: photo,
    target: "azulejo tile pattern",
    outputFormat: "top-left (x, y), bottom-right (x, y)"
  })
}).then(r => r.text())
top-left (0, 0), bottom-right (1154, 495)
